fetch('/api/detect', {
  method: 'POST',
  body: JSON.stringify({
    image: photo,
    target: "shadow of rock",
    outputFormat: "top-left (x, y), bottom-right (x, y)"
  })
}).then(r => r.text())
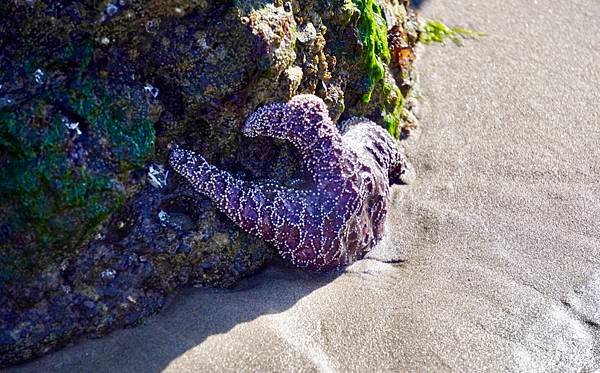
top-left (412, 0), bottom-right (427, 9)
top-left (10, 263), bottom-right (339, 372)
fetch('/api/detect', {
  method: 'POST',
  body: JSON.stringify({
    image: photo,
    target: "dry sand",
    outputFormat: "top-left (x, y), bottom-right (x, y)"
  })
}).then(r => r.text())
top-left (12, 0), bottom-right (600, 371)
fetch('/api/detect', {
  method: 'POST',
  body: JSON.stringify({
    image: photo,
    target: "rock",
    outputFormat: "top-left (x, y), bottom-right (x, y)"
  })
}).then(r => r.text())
top-left (0, 0), bottom-right (419, 366)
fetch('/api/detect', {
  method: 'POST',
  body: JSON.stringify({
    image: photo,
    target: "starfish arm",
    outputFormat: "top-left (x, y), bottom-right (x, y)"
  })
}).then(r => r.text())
top-left (342, 119), bottom-right (398, 171)
top-left (243, 94), bottom-right (337, 148)
top-left (244, 95), bottom-right (349, 185)
top-left (169, 146), bottom-right (312, 241)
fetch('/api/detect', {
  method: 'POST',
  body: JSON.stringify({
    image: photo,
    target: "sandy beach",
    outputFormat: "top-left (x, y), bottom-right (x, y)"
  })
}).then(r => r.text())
top-left (12, 0), bottom-right (600, 371)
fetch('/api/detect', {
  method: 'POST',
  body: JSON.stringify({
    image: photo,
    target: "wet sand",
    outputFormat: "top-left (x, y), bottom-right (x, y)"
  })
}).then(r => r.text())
top-left (13, 0), bottom-right (600, 371)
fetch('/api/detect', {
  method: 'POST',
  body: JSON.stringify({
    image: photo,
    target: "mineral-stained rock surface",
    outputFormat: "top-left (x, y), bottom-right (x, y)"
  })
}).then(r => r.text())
top-left (0, 0), bottom-right (419, 366)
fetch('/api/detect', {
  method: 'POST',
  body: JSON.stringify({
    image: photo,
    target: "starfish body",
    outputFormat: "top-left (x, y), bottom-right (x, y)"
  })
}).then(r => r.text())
top-left (170, 94), bottom-right (410, 271)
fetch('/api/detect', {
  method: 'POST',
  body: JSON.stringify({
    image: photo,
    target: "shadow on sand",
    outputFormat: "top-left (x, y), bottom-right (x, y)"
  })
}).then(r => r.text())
top-left (411, 0), bottom-right (427, 9)
top-left (12, 187), bottom-right (410, 372)
top-left (12, 263), bottom-right (340, 372)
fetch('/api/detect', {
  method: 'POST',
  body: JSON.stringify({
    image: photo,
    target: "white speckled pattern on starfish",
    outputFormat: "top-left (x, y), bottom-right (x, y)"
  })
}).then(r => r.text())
top-left (169, 94), bottom-right (411, 271)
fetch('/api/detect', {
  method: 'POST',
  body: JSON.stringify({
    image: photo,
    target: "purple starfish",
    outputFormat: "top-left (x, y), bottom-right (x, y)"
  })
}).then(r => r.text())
top-left (169, 94), bottom-right (411, 271)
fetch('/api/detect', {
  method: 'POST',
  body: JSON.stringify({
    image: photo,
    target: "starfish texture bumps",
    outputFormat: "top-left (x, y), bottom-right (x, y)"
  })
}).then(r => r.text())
top-left (169, 94), bottom-right (412, 271)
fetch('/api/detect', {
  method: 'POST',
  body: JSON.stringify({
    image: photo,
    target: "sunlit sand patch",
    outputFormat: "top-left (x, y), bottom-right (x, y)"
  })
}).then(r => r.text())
top-left (514, 272), bottom-right (600, 372)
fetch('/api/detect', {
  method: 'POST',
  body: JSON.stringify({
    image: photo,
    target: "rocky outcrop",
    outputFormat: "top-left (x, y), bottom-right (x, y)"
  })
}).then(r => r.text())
top-left (0, 0), bottom-right (419, 366)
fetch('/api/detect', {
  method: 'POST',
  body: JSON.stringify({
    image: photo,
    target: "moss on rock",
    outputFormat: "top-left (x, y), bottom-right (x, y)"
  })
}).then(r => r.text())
top-left (0, 73), bottom-right (156, 283)
top-left (354, 0), bottom-right (391, 103)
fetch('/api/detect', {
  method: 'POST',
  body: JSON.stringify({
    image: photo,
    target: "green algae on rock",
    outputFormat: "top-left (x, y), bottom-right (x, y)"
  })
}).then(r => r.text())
top-left (354, 0), bottom-right (392, 103)
top-left (337, 0), bottom-right (419, 139)
top-left (0, 75), bottom-right (156, 284)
